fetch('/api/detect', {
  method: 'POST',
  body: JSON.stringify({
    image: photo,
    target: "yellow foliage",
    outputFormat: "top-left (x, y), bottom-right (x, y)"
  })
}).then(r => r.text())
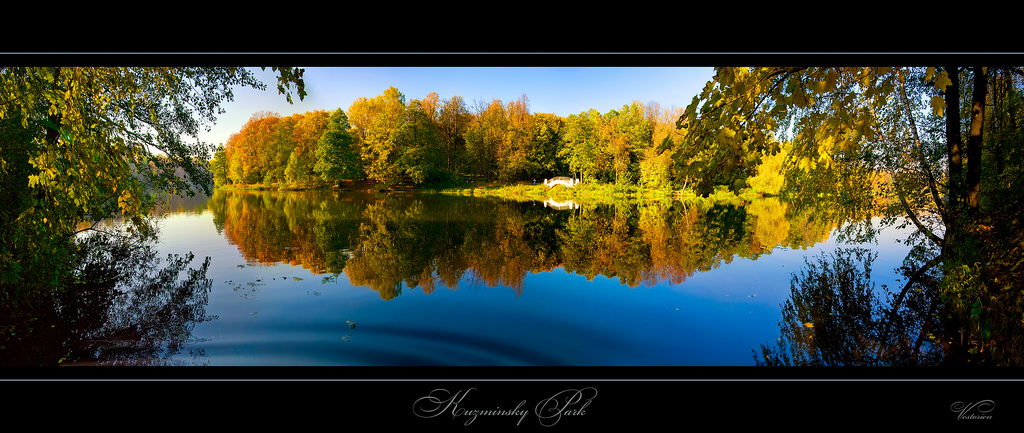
top-left (748, 145), bottom-right (788, 195)
top-left (930, 95), bottom-right (946, 117)
top-left (747, 198), bottom-right (790, 250)
top-left (932, 70), bottom-right (953, 92)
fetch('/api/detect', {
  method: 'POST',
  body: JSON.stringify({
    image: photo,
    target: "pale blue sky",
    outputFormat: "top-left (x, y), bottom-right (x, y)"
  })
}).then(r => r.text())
top-left (198, 66), bottom-right (716, 147)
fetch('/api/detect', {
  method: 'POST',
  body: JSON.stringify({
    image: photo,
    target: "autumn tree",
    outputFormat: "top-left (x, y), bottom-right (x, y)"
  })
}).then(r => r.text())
top-left (352, 87), bottom-right (407, 186)
top-left (559, 109), bottom-right (608, 184)
top-left (398, 97), bottom-right (445, 184)
top-left (745, 141), bottom-right (789, 196)
top-left (604, 101), bottom-right (653, 186)
top-left (638, 146), bottom-right (673, 190)
top-left (1, 67), bottom-right (269, 242)
top-left (527, 112), bottom-right (567, 179)
top-left (438, 95), bottom-right (472, 174)
top-left (209, 144), bottom-right (230, 187)
top-left (681, 65), bottom-right (1024, 364)
top-left (286, 110), bottom-right (330, 188)
top-left (497, 94), bottom-right (534, 181)
top-left (0, 66), bottom-right (304, 310)
top-left (225, 111), bottom-right (280, 185)
top-left (314, 108), bottom-right (361, 184)
top-left (465, 99), bottom-right (507, 179)
top-left (265, 113), bottom-right (296, 186)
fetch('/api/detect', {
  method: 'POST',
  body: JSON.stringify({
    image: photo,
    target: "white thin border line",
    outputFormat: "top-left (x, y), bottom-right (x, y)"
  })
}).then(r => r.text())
top-left (5, 52), bottom-right (1024, 55)
top-left (5, 378), bottom-right (1024, 381)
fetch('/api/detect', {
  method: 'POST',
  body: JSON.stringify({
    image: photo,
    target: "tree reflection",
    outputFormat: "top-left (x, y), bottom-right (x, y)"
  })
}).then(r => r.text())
top-left (58, 228), bottom-right (215, 365)
top-left (755, 247), bottom-right (945, 366)
top-left (209, 190), bottom-right (843, 302)
top-left (212, 190), bottom-right (335, 273)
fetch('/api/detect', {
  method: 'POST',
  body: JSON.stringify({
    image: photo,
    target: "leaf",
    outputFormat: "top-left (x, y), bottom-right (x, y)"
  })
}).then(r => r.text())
top-left (933, 70), bottom-right (952, 92)
top-left (930, 95), bottom-right (946, 117)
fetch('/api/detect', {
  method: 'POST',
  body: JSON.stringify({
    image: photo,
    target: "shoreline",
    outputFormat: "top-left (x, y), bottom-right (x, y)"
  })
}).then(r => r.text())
top-left (213, 179), bottom-right (772, 207)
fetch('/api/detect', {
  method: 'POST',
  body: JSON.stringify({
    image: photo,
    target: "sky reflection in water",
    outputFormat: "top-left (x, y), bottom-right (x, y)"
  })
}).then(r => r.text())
top-left (143, 191), bottom-right (914, 367)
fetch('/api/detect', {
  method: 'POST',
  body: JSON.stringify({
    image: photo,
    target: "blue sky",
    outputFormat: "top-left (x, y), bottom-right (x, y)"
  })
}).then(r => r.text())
top-left (198, 66), bottom-right (716, 147)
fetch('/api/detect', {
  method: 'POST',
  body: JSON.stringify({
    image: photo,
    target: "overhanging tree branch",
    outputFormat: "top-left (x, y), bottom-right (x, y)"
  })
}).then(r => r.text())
top-left (898, 75), bottom-right (947, 226)
top-left (886, 169), bottom-right (946, 247)
top-left (877, 253), bottom-right (943, 360)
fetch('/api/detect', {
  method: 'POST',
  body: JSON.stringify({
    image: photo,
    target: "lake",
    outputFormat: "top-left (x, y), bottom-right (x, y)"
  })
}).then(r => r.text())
top-left (55, 189), bottom-right (915, 367)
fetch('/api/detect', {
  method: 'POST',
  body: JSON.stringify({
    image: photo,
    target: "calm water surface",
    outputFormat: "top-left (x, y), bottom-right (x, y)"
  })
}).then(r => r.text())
top-left (68, 190), bottom-right (914, 366)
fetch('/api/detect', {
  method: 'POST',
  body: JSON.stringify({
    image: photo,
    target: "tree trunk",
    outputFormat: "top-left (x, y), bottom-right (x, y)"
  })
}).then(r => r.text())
top-left (991, 69), bottom-right (1006, 177)
top-left (944, 66), bottom-right (962, 258)
top-left (967, 66), bottom-right (986, 215)
top-left (946, 67), bottom-right (963, 208)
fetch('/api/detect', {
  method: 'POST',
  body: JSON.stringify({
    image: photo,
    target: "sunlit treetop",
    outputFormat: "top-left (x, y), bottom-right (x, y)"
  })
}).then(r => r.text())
top-left (674, 66), bottom-right (953, 194)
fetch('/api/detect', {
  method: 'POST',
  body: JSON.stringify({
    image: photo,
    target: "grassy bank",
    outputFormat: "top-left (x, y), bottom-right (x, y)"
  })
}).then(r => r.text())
top-left (430, 180), bottom-right (769, 206)
top-left (215, 179), bottom-right (382, 193)
top-left (216, 178), bottom-right (773, 207)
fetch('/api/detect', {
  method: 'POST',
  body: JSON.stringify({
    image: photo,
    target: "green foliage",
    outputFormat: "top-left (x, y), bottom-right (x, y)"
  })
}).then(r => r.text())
top-left (2, 67), bottom-right (262, 235)
top-left (559, 109), bottom-right (607, 184)
top-left (527, 113), bottom-right (567, 178)
top-left (262, 67), bottom-right (307, 104)
top-left (314, 109), bottom-right (361, 184)
top-left (398, 98), bottom-right (445, 184)
top-left (209, 145), bottom-right (230, 187)
top-left (284, 151), bottom-right (313, 188)
top-left (0, 66), bottom-right (301, 322)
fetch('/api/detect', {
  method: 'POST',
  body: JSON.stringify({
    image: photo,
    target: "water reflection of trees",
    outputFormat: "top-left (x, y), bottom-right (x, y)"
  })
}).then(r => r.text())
top-left (209, 190), bottom-right (841, 300)
top-left (58, 229), bottom-right (215, 366)
top-left (751, 190), bottom-right (955, 366)
top-left (755, 248), bottom-right (945, 366)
